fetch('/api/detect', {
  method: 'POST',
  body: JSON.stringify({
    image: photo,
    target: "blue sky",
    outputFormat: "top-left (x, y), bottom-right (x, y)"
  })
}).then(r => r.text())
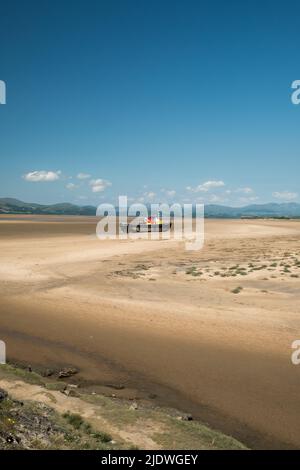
top-left (0, 0), bottom-right (300, 206)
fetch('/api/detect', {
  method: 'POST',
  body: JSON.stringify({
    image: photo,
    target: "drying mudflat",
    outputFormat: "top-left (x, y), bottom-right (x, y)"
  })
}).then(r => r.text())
top-left (0, 215), bottom-right (300, 449)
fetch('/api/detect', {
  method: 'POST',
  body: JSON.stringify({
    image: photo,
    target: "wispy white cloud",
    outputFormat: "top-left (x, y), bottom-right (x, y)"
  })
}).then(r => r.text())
top-left (238, 196), bottom-right (259, 203)
top-left (143, 191), bottom-right (156, 200)
top-left (77, 172), bottom-right (91, 180)
top-left (272, 191), bottom-right (298, 201)
top-left (235, 187), bottom-right (253, 194)
top-left (195, 193), bottom-right (228, 204)
top-left (23, 170), bottom-right (61, 182)
top-left (161, 188), bottom-right (176, 197)
top-left (66, 182), bottom-right (78, 190)
top-left (208, 194), bottom-right (227, 203)
top-left (186, 180), bottom-right (225, 193)
top-left (89, 178), bottom-right (112, 193)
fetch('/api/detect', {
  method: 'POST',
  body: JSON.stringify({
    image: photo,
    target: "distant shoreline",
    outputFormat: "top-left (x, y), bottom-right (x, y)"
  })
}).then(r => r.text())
top-left (0, 213), bottom-right (299, 220)
top-left (1, 197), bottom-right (300, 218)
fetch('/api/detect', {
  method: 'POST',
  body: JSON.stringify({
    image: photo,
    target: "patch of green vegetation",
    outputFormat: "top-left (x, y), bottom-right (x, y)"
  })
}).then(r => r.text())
top-left (252, 265), bottom-right (265, 271)
top-left (63, 412), bottom-right (85, 430)
top-left (45, 382), bottom-right (67, 392)
top-left (186, 266), bottom-right (202, 277)
top-left (152, 415), bottom-right (247, 450)
top-left (186, 267), bottom-right (201, 276)
top-left (92, 431), bottom-right (112, 443)
top-left (186, 266), bottom-right (197, 274)
top-left (0, 364), bottom-right (45, 386)
top-left (81, 393), bottom-right (140, 426)
top-left (231, 286), bottom-right (243, 294)
top-left (0, 394), bottom-right (112, 450)
top-left (62, 411), bottom-right (112, 443)
top-left (0, 364), bottom-right (248, 450)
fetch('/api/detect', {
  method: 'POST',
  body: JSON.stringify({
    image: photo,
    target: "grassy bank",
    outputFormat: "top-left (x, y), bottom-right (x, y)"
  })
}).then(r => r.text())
top-left (0, 364), bottom-right (247, 450)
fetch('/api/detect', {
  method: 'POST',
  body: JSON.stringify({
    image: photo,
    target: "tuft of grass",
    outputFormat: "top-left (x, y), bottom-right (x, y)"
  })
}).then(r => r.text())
top-left (0, 364), bottom-right (45, 386)
top-left (62, 411), bottom-right (112, 443)
top-left (92, 431), bottom-right (112, 443)
top-left (62, 412), bottom-right (85, 430)
top-left (186, 266), bottom-right (202, 277)
top-left (0, 396), bottom-right (112, 450)
top-left (231, 286), bottom-right (243, 294)
top-left (45, 382), bottom-right (67, 392)
top-left (152, 415), bottom-right (247, 450)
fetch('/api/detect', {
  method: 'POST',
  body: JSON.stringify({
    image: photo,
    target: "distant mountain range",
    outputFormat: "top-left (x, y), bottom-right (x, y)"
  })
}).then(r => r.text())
top-left (200, 203), bottom-right (300, 218)
top-left (0, 198), bottom-right (96, 216)
top-left (1, 198), bottom-right (300, 218)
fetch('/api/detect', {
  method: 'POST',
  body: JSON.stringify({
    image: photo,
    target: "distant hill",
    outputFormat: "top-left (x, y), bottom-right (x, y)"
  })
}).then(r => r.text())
top-left (204, 203), bottom-right (300, 218)
top-left (0, 198), bottom-right (96, 215)
top-left (1, 198), bottom-right (300, 218)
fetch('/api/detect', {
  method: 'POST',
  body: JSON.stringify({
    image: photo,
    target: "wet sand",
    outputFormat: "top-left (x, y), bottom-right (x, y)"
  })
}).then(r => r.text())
top-left (1, 216), bottom-right (300, 449)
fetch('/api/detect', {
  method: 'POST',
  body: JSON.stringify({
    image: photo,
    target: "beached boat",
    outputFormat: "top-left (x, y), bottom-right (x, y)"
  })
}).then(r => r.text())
top-left (120, 212), bottom-right (172, 233)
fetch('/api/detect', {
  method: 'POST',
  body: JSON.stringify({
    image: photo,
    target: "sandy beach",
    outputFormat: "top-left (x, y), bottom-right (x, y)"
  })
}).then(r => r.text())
top-left (1, 215), bottom-right (300, 449)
